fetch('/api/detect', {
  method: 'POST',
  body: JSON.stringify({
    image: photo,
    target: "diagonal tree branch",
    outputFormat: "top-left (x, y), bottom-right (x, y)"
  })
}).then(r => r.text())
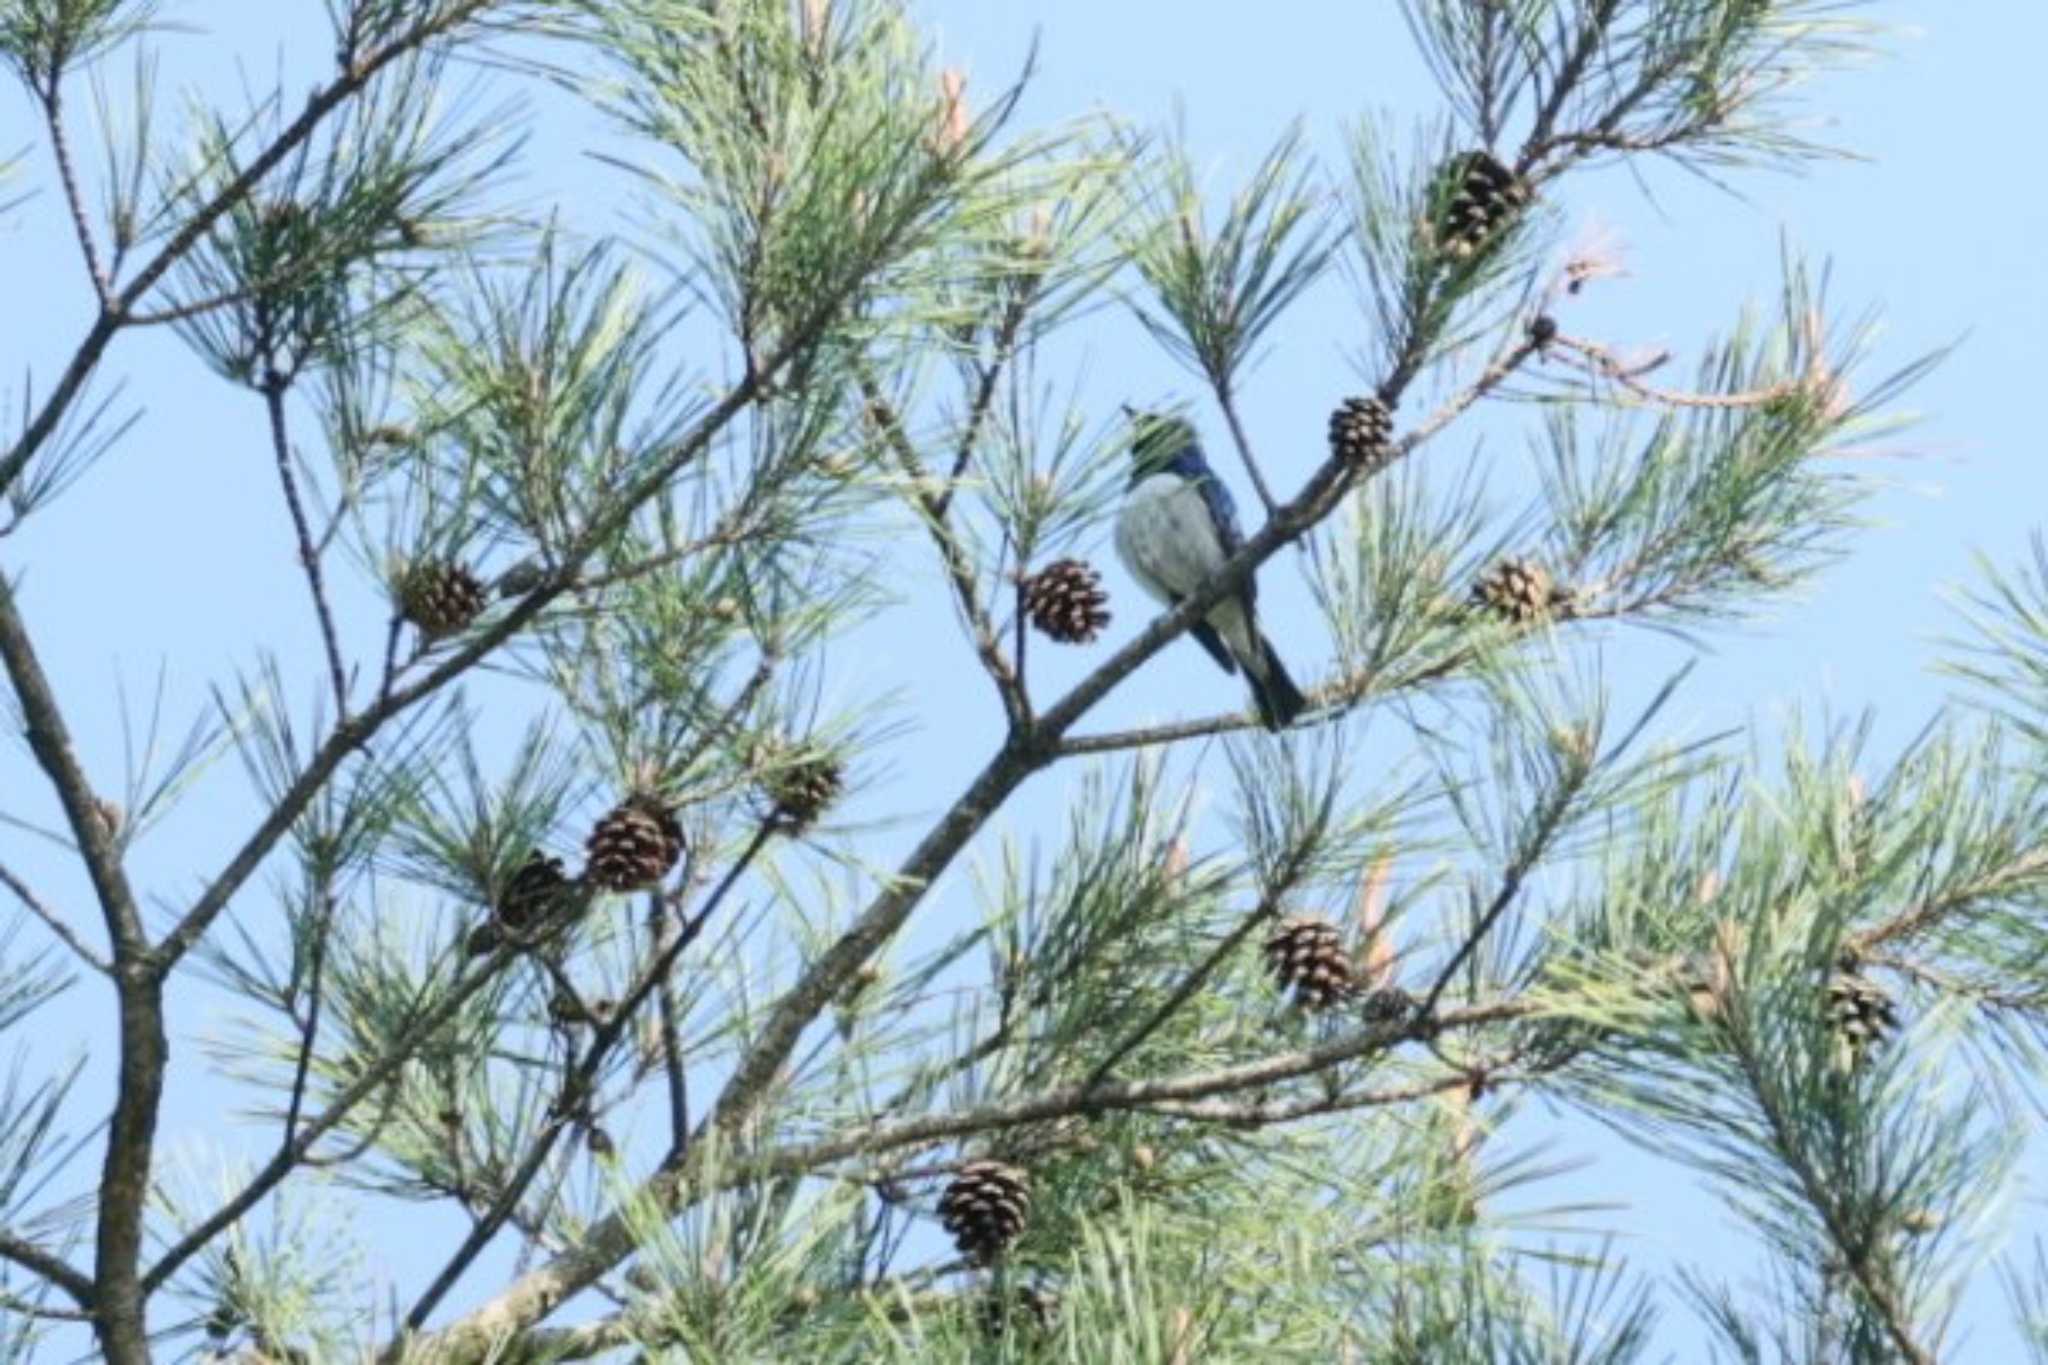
top-left (0, 1228), bottom-right (94, 1309)
top-left (0, 858), bottom-right (108, 973)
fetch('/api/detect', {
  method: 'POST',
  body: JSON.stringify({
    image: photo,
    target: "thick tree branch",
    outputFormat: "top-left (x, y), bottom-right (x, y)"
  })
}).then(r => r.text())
top-left (0, 1228), bottom-right (94, 1309)
top-left (0, 571), bottom-right (160, 1360)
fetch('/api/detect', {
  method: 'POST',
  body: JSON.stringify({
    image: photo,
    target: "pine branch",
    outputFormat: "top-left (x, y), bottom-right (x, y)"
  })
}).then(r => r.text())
top-left (856, 372), bottom-right (1029, 726)
top-left (0, 0), bottom-right (506, 501)
top-left (0, 858), bottom-right (107, 973)
top-left (260, 378), bottom-right (351, 718)
top-left (0, 1229), bottom-right (93, 1310)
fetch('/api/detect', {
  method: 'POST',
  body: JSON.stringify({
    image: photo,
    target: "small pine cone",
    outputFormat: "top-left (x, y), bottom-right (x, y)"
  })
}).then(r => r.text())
top-left (1328, 396), bottom-right (1395, 472)
top-left (937, 1160), bottom-right (1031, 1266)
top-left (464, 920), bottom-right (503, 957)
top-left (399, 558), bottom-right (488, 637)
top-left (1826, 971), bottom-right (1898, 1069)
top-left (498, 852), bottom-right (572, 932)
top-left (1360, 985), bottom-right (1416, 1025)
top-left (1263, 916), bottom-right (1356, 1011)
top-left (978, 1283), bottom-right (1060, 1338)
top-left (1471, 556), bottom-right (1566, 625)
top-left (585, 795), bottom-right (683, 892)
top-left (766, 754), bottom-right (845, 832)
top-left (1429, 149), bottom-right (1531, 260)
top-left (1022, 558), bottom-right (1111, 645)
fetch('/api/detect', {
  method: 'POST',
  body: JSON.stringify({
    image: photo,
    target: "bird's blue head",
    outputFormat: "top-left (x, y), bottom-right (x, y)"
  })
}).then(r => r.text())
top-left (1124, 408), bottom-right (1201, 482)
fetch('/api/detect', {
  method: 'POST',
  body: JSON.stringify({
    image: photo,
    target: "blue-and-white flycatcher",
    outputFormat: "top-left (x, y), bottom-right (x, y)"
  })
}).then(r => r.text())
top-left (1114, 411), bottom-right (1306, 731)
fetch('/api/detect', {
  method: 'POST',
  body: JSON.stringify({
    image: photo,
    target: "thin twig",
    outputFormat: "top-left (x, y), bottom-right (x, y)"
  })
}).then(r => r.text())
top-left (721, 998), bottom-right (1535, 1183)
top-left (1734, 1038), bottom-right (1937, 1365)
top-left (1517, 0), bottom-right (1621, 176)
top-left (1418, 770), bottom-right (1583, 1021)
top-left (645, 895), bottom-right (692, 1156)
top-left (0, 1285), bottom-right (93, 1322)
top-left (0, 859), bottom-right (109, 973)
top-left (39, 73), bottom-right (111, 306)
top-left (1141, 1068), bottom-right (1497, 1127)
top-left (858, 374), bottom-right (1029, 727)
top-left (1549, 332), bottom-right (1797, 409)
top-left (1085, 872), bottom-right (1299, 1089)
top-left (1215, 379), bottom-right (1281, 521)
top-left (263, 379), bottom-right (351, 717)
top-left (931, 293), bottom-right (1029, 519)
top-left (280, 889), bottom-right (336, 1145)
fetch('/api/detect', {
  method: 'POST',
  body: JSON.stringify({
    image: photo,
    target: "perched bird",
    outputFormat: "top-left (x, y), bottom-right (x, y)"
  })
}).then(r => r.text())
top-left (1114, 411), bottom-right (1306, 731)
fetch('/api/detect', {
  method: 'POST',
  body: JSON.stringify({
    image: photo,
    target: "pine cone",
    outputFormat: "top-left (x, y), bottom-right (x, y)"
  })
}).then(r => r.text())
top-left (1328, 395), bottom-right (1395, 472)
top-left (937, 1160), bottom-right (1031, 1266)
top-left (1428, 149), bottom-right (1531, 261)
top-left (585, 796), bottom-right (683, 892)
top-left (1022, 557), bottom-right (1111, 645)
top-left (1826, 971), bottom-right (1898, 1069)
top-left (1471, 556), bottom-right (1565, 625)
top-left (765, 753), bottom-right (845, 832)
top-left (1263, 916), bottom-right (1356, 1010)
top-left (399, 558), bottom-right (488, 637)
top-left (464, 921), bottom-right (503, 956)
top-left (498, 851), bottom-right (572, 933)
top-left (978, 1282), bottom-right (1060, 1338)
top-left (1360, 984), bottom-right (1416, 1025)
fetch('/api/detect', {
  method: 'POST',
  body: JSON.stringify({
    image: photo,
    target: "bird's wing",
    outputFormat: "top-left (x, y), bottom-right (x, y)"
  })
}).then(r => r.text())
top-left (1116, 473), bottom-right (1240, 674)
top-left (1172, 444), bottom-right (1255, 609)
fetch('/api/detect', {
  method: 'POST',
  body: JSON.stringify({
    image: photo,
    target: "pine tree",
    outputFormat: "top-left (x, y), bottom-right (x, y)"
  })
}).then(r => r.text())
top-left (0, 3), bottom-right (2039, 1364)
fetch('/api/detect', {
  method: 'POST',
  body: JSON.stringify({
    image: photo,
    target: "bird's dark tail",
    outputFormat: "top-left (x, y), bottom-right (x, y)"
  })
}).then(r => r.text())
top-left (1247, 635), bottom-right (1308, 732)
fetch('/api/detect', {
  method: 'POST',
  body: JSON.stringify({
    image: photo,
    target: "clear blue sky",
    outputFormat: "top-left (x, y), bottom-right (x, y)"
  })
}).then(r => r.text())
top-left (3, 2), bottom-right (2044, 1357)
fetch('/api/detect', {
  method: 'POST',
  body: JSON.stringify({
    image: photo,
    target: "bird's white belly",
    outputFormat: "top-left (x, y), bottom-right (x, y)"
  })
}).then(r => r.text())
top-left (1115, 475), bottom-right (1257, 658)
top-left (1116, 476), bottom-right (1227, 601)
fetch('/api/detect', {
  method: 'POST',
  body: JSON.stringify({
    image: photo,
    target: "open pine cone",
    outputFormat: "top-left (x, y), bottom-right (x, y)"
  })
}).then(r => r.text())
top-left (399, 559), bottom-right (488, 637)
top-left (1264, 915), bottom-right (1356, 1010)
top-left (1328, 395), bottom-right (1395, 472)
top-left (585, 795), bottom-right (683, 891)
top-left (938, 1160), bottom-right (1032, 1266)
top-left (1471, 556), bottom-right (1567, 625)
top-left (1023, 558), bottom-right (1111, 645)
